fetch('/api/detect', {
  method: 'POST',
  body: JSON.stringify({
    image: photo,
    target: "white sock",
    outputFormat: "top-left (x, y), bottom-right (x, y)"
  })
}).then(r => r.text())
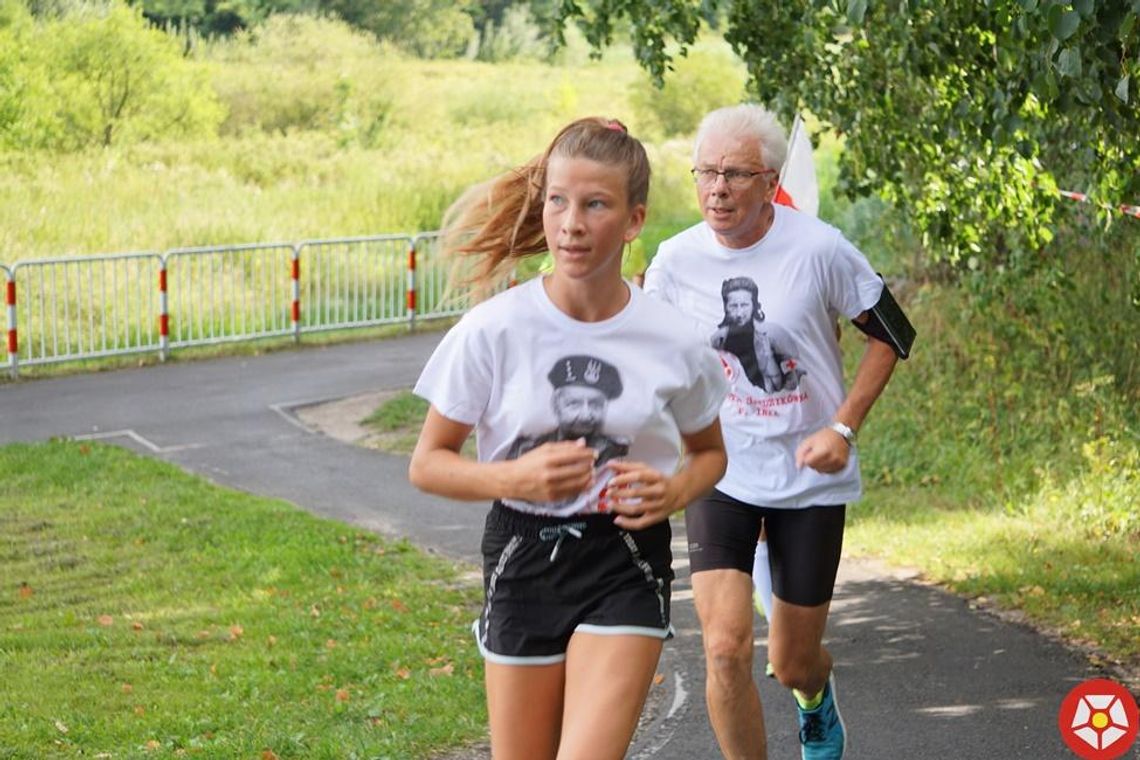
top-left (752, 540), bottom-right (774, 621)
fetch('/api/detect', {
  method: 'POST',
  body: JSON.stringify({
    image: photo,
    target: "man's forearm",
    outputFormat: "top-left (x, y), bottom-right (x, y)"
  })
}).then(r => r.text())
top-left (833, 337), bottom-right (898, 432)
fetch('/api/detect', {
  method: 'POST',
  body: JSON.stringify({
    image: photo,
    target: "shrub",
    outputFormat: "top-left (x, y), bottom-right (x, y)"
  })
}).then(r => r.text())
top-left (205, 13), bottom-right (393, 144)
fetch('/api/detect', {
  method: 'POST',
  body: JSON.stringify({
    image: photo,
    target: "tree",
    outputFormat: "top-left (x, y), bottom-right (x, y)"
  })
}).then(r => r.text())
top-left (0, 1), bottom-right (223, 150)
top-left (550, 0), bottom-right (1140, 270)
top-left (320, 0), bottom-right (476, 58)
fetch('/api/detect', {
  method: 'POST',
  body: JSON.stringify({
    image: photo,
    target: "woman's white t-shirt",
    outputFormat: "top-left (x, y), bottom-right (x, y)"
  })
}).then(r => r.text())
top-left (414, 277), bottom-right (728, 517)
top-left (644, 205), bottom-right (882, 509)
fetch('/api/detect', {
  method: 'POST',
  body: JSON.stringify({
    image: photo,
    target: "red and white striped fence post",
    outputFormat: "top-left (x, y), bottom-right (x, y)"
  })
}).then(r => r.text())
top-left (158, 259), bottom-right (170, 362)
top-left (1059, 189), bottom-right (1140, 220)
top-left (4, 266), bottom-right (17, 378)
top-left (291, 245), bottom-right (302, 343)
top-left (406, 239), bottom-right (417, 332)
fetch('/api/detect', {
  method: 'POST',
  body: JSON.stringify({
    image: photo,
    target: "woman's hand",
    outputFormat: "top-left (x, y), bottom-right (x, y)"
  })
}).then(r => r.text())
top-left (509, 439), bottom-right (597, 503)
top-left (603, 460), bottom-right (681, 530)
top-left (410, 406), bottom-right (595, 503)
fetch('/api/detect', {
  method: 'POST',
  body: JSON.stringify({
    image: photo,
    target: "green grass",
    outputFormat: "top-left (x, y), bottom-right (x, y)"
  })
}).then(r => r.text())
top-left (0, 441), bottom-right (486, 758)
top-left (361, 391), bottom-right (477, 459)
top-left (363, 391), bottom-right (430, 433)
top-left (840, 257), bottom-right (1140, 675)
top-left (0, 49), bottom-right (658, 265)
top-left (847, 471), bottom-right (1140, 671)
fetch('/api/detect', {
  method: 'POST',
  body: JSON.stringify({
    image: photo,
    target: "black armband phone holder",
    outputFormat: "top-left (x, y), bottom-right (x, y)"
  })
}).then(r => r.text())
top-left (851, 275), bottom-right (916, 360)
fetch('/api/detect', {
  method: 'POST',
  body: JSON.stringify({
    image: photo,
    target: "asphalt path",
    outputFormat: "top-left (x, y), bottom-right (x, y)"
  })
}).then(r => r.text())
top-left (1, 332), bottom-right (1133, 759)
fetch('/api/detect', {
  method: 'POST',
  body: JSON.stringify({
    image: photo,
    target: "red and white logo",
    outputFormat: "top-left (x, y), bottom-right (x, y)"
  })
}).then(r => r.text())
top-left (1058, 678), bottom-right (1139, 759)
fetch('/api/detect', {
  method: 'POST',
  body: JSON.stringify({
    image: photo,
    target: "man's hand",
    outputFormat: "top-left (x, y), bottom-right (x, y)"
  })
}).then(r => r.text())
top-left (794, 427), bottom-right (850, 473)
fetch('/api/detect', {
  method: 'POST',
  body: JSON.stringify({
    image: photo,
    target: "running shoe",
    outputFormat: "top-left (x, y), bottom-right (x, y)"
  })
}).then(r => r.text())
top-left (796, 672), bottom-right (846, 759)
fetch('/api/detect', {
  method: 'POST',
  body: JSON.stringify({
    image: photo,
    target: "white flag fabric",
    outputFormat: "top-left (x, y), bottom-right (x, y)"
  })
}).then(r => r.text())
top-left (775, 114), bottom-right (820, 217)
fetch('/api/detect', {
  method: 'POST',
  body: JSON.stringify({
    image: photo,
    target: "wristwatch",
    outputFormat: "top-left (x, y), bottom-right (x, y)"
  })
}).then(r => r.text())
top-left (828, 420), bottom-right (857, 447)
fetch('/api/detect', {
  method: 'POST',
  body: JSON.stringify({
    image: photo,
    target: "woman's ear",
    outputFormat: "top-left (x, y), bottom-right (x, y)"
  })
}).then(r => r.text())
top-left (624, 204), bottom-right (647, 242)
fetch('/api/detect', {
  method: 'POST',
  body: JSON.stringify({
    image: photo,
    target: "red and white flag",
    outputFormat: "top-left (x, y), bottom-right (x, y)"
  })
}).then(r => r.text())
top-left (775, 114), bottom-right (819, 217)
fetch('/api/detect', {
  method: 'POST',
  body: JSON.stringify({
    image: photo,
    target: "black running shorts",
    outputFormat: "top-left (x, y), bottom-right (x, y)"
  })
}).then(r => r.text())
top-left (685, 489), bottom-right (845, 607)
top-left (476, 501), bottom-right (675, 665)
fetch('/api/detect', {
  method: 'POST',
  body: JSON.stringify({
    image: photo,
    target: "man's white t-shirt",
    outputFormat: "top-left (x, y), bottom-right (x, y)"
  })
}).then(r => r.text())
top-left (414, 277), bottom-right (728, 517)
top-left (644, 205), bottom-right (882, 509)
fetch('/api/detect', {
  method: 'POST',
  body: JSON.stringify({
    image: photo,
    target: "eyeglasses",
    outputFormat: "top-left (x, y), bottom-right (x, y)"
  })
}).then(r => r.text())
top-left (691, 168), bottom-right (777, 189)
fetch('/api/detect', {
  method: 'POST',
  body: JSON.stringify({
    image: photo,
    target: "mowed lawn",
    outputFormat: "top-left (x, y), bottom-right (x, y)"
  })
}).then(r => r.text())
top-left (0, 441), bottom-right (486, 758)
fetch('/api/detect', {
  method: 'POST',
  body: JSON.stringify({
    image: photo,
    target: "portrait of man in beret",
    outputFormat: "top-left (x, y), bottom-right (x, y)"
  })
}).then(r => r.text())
top-left (507, 355), bottom-right (631, 509)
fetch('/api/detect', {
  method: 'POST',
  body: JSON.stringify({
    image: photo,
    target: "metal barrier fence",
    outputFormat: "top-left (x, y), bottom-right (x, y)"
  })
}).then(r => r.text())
top-left (1, 232), bottom-right (470, 377)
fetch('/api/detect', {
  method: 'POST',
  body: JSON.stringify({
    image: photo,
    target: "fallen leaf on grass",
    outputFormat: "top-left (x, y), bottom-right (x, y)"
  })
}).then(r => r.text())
top-left (267, 635), bottom-right (278, 648)
top-left (145, 740), bottom-right (160, 750)
top-left (134, 706), bottom-right (146, 717)
top-left (395, 667), bottom-right (411, 680)
top-left (54, 720), bottom-right (68, 734)
top-left (122, 684), bottom-right (133, 694)
top-left (429, 663), bottom-right (454, 677)
top-left (262, 752), bottom-right (280, 760)
top-left (389, 598), bottom-right (408, 614)
top-left (335, 689), bottom-right (350, 702)
top-left (18, 583), bottom-right (33, 599)
top-left (97, 615), bottom-right (113, 627)
top-left (325, 639), bottom-right (338, 649)
top-left (229, 625), bottom-right (244, 641)
top-left (132, 621), bottom-right (144, 631)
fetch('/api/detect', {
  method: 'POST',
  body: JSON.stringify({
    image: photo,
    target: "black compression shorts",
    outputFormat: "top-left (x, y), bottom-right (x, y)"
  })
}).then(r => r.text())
top-left (685, 489), bottom-right (845, 607)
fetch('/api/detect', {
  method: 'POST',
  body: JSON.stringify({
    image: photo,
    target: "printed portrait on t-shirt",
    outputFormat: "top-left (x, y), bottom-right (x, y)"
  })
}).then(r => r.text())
top-left (709, 276), bottom-right (806, 394)
top-left (506, 355), bottom-right (630, 512)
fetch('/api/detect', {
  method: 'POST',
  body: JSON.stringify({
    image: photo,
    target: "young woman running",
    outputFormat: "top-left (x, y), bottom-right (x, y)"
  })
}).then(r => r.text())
top-left (408, 117), bottom-right (728, 760)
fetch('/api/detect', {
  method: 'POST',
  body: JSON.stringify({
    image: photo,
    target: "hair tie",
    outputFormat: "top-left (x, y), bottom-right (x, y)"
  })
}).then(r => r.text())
top-left (606, 119), bottom-right (628, 133)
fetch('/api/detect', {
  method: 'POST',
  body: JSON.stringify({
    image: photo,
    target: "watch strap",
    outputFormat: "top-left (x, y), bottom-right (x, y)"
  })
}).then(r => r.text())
top-left (828, 420), bottom-right (857, 446)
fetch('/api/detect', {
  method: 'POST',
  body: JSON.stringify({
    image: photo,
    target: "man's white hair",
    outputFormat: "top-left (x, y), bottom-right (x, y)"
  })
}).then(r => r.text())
top-left (692, 104), bottom-right (788, 172)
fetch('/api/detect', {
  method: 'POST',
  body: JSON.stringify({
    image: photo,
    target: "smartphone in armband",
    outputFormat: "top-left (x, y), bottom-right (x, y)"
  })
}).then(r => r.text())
top-left (852, 275), bottom-right (916, 360)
